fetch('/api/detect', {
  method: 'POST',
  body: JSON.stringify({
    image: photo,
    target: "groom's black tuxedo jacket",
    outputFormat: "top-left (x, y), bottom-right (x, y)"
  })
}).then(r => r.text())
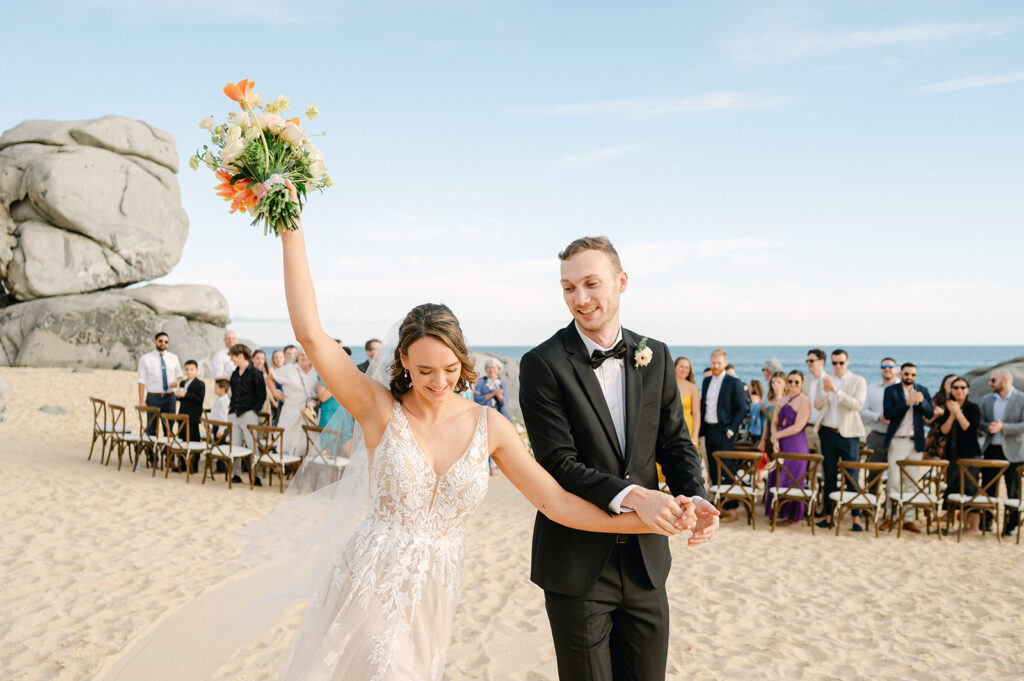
top-left (520, 322), bottom-right (706, 597)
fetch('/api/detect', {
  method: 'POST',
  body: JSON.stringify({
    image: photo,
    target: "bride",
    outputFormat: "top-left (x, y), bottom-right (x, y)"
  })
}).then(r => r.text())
top-left (275, 196), bottom-right (697, 680)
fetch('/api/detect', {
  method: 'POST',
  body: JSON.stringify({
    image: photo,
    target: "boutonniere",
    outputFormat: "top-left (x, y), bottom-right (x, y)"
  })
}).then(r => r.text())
top-left (633, 337), bottom-right (653, 369)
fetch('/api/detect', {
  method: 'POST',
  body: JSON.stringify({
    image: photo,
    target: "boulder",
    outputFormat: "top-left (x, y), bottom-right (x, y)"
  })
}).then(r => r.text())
top-left (0, 373), bottom-right (6, 424)
top-left (0, 287), bottom-right (224, 373)
top-left (0, 118), bottom-right (188, 301)
top-left (125, 284), bottom-right (229, 326)
top-left (963, 356), bottom-right (1024, 401)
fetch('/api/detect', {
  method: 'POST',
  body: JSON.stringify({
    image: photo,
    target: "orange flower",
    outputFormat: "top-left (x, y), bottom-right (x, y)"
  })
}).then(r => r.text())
top-left (223, 79), bottom-right (255, 109)
top-left (214, 170), bottom-right (261, 214)
top-left (286, 117), bottom-right (300, 126)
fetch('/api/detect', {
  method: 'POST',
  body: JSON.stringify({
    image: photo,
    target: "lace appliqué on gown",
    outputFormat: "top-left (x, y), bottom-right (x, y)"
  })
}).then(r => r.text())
top-left (281, 402), bottom-right (490, 681)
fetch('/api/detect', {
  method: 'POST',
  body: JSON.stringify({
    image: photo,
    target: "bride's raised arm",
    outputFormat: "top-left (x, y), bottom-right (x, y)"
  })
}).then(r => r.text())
top-left (487, 411), bottom-right (694, 536)
top-left (280, 209), bottom-right (392, 442)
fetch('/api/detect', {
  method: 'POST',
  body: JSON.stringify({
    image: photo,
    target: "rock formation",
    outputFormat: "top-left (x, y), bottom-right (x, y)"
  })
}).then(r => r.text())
top-left (0, 373), bottom-right (6, 424)
top-left (963, 356), bottom-right (1024, 400)
top-left (0, 116), bottom-right (227, 370)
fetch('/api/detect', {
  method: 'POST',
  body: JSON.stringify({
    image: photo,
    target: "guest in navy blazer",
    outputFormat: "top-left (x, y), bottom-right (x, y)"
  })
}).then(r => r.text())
top-left (881, 362), bottom-right (934, 532)
top-left (700, 349), bottom-right (747, 520)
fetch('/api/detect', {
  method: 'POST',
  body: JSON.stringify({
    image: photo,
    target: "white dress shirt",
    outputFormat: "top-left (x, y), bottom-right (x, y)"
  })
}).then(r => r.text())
top-left (894, 385), bottom-right (915, 437)
top-left (704, 373), bottom-right (724, 424)
top-left (211, 348), bottom-right (233, 380)
top-left (575, 324), bottom-right (635, 513)
top-left (820, 374), bottom-right (846, 429)
top-left (861, 379), bottom-right (889, 434)
top-left (993, 388), bottom-right (1014, 445)
top-left (210, 393), bottom-right (230, 423)
top-left (137, 350), bottom-right (183, 394)
top-left (807, 374), bottom-right (824, 425)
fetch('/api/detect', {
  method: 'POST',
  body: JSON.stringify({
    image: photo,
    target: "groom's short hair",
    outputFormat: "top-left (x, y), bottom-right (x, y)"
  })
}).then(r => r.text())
top-left (558, 236), bottom-right (623, 273)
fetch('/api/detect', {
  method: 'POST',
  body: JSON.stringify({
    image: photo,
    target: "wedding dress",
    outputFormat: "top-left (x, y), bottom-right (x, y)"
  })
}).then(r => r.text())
top-left (279, 400), bottom-right (491, 681)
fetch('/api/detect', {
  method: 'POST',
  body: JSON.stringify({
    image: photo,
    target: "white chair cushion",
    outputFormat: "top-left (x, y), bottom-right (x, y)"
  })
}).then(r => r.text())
top-left (894, 492), bottom-right (939, 504)
top-left (100, 426), bottom-right (131, 433)
top-left (829, 491), bottom-right (879, 505)
top-left (117, 434), bottom-right (142, 443)
top-left (768, 487), bottom-right (815, 499)
top-left (708, 484), bottom-right (757, 496)
top-left (1002, 499), bottom-right (1023, 509)
top-left (256, 454), bottom-right (302, 466)
top-left (947, 493), bottom-right (1000, 504)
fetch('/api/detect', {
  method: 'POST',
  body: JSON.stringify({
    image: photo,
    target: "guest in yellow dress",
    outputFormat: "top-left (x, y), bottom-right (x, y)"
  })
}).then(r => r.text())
top-left (659, 356), bottom-right (702, 484)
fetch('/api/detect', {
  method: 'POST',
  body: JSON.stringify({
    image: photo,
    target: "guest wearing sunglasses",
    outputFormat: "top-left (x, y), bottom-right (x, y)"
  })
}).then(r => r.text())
top-left (980, 369), bottom-right (1024, 537)
top-left (802, 348), bottom-right (828, 454)
top-left (765, 370), bottom-right (811, 525)
top-left (860, 357), bottom-right (900, 463)
top-left (939, 378), bottom-right (982, 534)
top-left (813, 349), bottom-right (867, 530)
top-left (880, 363), bottom-right (934, 533)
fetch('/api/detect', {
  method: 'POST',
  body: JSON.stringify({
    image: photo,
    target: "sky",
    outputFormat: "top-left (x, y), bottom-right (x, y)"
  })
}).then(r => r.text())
top-left (3, 0), bottom-right (1023, 347)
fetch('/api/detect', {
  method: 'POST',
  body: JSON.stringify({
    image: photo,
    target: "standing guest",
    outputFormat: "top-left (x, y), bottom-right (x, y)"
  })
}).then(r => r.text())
top-left (271, 347), bottom-right (320, 457)
top-left (861, 357), bottom-right (899, 463)
top-left (746, 380), bottom-right (765, 445)
top-left (813, 349), bottom-right (867, 531)
top-left (209, 379), bottom-right (231, 440)
top-left (702, 367), bottom-right (712, 380)
top-left (174, 360), bottom-right (206, 443)
top-left (252, 349), bottom-right (268, 373)
top-left (474, 358), bottom-right (511, 420)
top-left (283, 344), bottom-right (298, 363)
top-left (701, 348), bottom-right (747, 522)
top-left (757, 373), bottom-right (787, 454)
top-left (766, 370), bottom-right (811, 524)
top-left (211, 329), bottom-right (237, 380)
top-left (880, 363), bottom-right (934, 534)
top-left (762, 359), bottom-right (783, 383)
top-left (137, 332), bottom-right (184, 435)
top-left (357, 338), bottom-right (382, 373)
top-left (267, 349), bottom-right (286, 425)
top-left (923, 374), bottom-right (957, 459)
top-left (940, 378), bottom-right (982, 534)
top-left (227, 344), bottom-right (266, 469)
top-left (674, 356), bottom-right (701, 444)
top-left (802, 349), bottom-right (828, 453)
top-left (979, 369), bottom-right (1024, 537)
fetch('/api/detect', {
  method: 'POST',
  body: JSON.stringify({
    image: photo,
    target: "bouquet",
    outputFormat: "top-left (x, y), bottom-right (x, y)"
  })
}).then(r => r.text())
top-left (190, 78), bottom-right (331, 236)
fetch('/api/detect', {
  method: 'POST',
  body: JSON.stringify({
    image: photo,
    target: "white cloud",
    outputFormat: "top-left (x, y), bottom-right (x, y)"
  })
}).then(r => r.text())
top-left (916, 69), bottom-right (1024, 93)
top-left (727, 21), bottom-right (1002, 66)
top-left (517, 93), bottom-right (792, 120)
top-left (558, 145), bottom-right (640, 169)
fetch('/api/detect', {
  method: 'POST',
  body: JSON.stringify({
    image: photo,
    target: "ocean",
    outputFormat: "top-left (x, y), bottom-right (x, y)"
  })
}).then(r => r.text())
top-left (266, 344), bottom-right (1023, 394)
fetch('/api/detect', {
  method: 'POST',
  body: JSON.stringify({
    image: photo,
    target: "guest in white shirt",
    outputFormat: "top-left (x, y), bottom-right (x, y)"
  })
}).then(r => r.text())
top-left (137, 331), bottom-right (184, 435)
top-left (802, 348), bottom-right (827, 453)
top-left (860, 357), bottom-right (899, 462)
top-left (209, 379), bottom-right (231, 441)
top-left (269, 348), bottom-right (319, 457)
top-left (813, 349), bottom-right (867, 530)
top-left (211, 329), bottom-right (237, 380)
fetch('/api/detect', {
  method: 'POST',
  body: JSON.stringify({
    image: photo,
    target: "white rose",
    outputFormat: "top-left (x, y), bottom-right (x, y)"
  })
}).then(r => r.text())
top-left (309, 159), bottom-right (327, 178)
top-left (634, 346), bottom-right (654, 368)
top-left (273, 95), bottom-right (290, 112)
top-left (198, 116), bottom-right (215, 130)
top-left (226, 125), bottom-right (243, 142)
top-left (227, 112), bottom-right (248, 127)
top-left (280, 122), bottom-right (305, 148)
top-left (257, 112), bottom-right (286, 134)
top-left (221, 138), bottom-right (246, 166)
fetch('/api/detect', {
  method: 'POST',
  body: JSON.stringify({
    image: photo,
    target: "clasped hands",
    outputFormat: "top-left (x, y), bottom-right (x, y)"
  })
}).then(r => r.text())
top-left (623, 487), bottom-right (720, 546)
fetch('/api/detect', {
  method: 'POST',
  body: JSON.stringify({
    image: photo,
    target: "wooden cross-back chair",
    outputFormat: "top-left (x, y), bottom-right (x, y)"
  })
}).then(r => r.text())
top-left (947, 458), bottom-right (1010, 543)
top-left (160, 414), bottom-right (207, 482)
top-left (88, 397), bottom-right (111, 462)
top-left (767, 452), bottom-right (824, 533)
top-left (201, 418), bottom-right (253, 489)
top-left (709, 451), bottom-right (762, 530)
top-left (135, 406), bottom-right (168, 473)
top-left (999, 465), bottom-right (1024, 546)
top-left (302, 424), bottom-right (351, 487)
top-left (248, 424), bottom-right (300, 493)
top-left (830, 461), bottom-right (888, 536)
top-left (104, 404), bottom-right (140, 470)
top-left (892, 459), bottom-right (949, 539)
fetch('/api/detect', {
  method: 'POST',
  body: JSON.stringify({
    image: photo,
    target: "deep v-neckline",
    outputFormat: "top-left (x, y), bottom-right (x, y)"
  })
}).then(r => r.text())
top-left (397, 403), bottom-right (482, 479)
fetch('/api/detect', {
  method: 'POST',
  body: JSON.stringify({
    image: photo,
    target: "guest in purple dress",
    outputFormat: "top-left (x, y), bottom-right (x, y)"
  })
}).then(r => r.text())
top-left (766, 370), bottom-right (812, 523)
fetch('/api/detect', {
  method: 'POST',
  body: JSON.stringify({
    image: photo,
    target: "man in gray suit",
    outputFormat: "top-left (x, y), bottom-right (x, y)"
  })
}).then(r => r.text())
top-left (980, 369), bottom-right (1024, 537)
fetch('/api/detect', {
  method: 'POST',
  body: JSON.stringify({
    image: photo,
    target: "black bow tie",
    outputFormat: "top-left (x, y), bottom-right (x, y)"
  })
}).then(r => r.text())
top-left (590, 340), bottom-right (627, 369)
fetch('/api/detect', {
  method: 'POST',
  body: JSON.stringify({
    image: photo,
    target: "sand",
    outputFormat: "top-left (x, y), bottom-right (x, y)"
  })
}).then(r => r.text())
top-left (1, 367), bottom-right (1022, 681)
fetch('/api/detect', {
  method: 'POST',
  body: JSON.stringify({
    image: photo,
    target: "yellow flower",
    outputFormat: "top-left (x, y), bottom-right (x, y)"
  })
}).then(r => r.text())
top-left (198, 116), bottom-right (215, 130)
top-left (266, 95), bottom-right (290, 114)
top-left (304, 104), bottom-right (320, 121)
top-left (188, 155), bottom-right (200, 170)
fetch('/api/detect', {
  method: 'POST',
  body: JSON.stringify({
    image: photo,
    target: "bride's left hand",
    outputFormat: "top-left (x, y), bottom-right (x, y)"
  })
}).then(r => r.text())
top-left (673, 495), bottom-right (698, 531)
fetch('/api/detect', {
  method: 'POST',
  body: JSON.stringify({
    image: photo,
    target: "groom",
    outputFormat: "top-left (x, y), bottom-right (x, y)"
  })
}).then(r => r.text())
top-left (520, 236), bottom-right (719, 681)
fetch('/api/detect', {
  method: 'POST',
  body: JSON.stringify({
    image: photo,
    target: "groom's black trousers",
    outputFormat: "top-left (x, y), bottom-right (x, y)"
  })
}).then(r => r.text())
top-left (544, 536), bottom-right (669, 681)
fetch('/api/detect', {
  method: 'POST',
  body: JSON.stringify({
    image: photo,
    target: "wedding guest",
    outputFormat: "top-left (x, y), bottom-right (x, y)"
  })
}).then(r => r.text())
top-left (137, 331), bottom-right (184, 435)
top-left (174, 360), bottom-right (206, 443)
top-left (318, 344), bottom-right (354, 456)
top-left (803, 348), bottom-right (827, 453)
top-left (757, 373), bottom-right (787, 454)
top-left (766, 370), bottom-right (811, 524)
top-left (227, 344), bottom-right (266, 463)
top-left (813, 349), bottom-right (867, 531)
top-left (861, 357), bottom-right (899, 463)
top-left (880, 363), bottom-right (934, 534)
top-left (211, 329), bottom-right (237, 380)
top-left (940, 378), bottom-right (982, 534)
top-left (701, 348), bottom-right (747, 521)
top-left (674, 356), bottom-right (701, 443)
top-left (271, 347), bottom-right (320, 457)
top-left (980, 369), bottom-right (1024, 537)
top-left (702, 367), bottom-right (712, 380)
top-left (473, 358), bottom-right (511, 420)
top-left (357, 338), bottom-right (382, 373)
top-left (746, 380), bottom-right (765, 445)
top-left (923, 374), bottom-right (957, 459)
top-left (283, 344), bottom-right (298, 363)
top-left (762, 358), bottom-right (783, 383)
top-left (268, 349), bottom-right (286, 425)
top-left (210, 379), bottom-right (231, 440)
top-left (725, 364), bottom-right (739, 378)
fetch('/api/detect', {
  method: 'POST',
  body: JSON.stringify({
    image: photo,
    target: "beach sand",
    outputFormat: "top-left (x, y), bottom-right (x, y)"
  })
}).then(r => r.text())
top-left (2, 367), bottom-right (1022, 681)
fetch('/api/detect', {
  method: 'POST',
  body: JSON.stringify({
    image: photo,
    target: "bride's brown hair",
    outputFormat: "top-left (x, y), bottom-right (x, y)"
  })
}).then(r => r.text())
top-left (389, 303), bottom-right (477, 398)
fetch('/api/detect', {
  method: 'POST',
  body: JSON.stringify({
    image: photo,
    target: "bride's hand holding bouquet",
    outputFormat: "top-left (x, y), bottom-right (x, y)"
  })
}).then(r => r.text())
top-left (191, 78), bottom-right (329, 236)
